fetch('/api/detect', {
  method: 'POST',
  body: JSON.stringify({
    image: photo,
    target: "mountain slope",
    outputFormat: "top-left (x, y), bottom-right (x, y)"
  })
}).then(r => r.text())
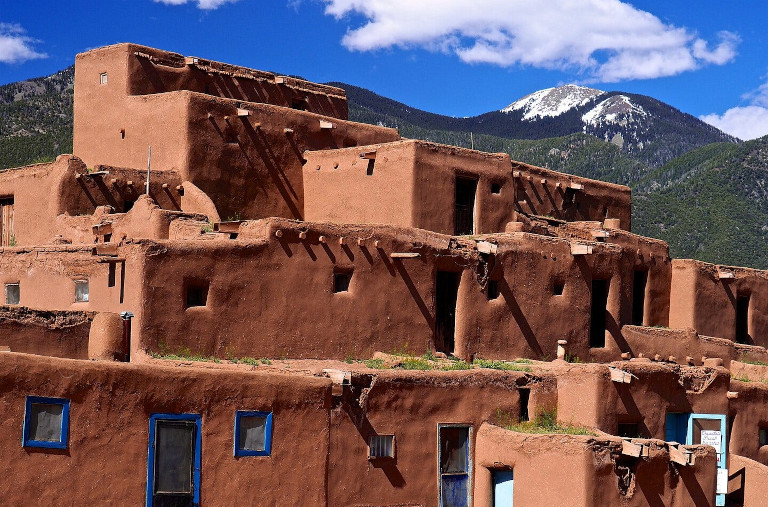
top-left (633, 137), bottom-right (768, 268)
top-left (0, 66), bottom-right (74, 169)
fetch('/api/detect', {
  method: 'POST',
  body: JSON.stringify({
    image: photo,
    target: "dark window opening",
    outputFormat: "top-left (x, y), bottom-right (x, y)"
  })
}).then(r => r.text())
top-left (632, 270), bottom-right (647, 326)
top-left (366, 159), bottom-right (375, 176)
top-left (590, 279), bottom-right (609, 348)
top-left (104, 233), bottom-right (112, 243)
top-left (491, 182), bottom-right (502, 194)
top-left (454, 176), bottom-right (477, 236)
top-left (153, 419), bottom-right (196, 506)
top-left (5, 283), bottom-right (19, 305)
top-left (108, 263), bottom-right (116, 288)
top-left (369, 435), bottom-right (395, 459)
top-left (333, 270), bottom-right (352, 293)
top-left (553, 281), bottom-right (565, 296)
top-left (124, 200), bottom-right (135, 213)
top-left (736, 294), bottom-right (750, 344)
top-left (519, 388), bottom-right (530, 422)
top-left (185, 282), bottom-right (209, 308)
top-left (618, 422), bottom-right (641, 438)
top-left (291, 98), bottom-right (307, 111)
top-left (603, 206), bottom-right (609, 218)
top-left (120, 129), bottom-right (125, 139)
top-left (435, 271), bottom-right (460, 354)
top-left (487, 280), bottom-right (499, 300)
top-left (760, 428), bottom-right (768, 447)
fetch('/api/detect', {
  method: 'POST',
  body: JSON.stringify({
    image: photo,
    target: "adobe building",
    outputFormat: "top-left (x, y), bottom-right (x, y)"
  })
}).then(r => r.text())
top-left (0, 42), bottom-right (767, 506)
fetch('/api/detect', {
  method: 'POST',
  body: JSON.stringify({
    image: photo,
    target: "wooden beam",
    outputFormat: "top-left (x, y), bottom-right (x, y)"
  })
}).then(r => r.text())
top-left (476, 241), bottom-right (498, 255)
top-left (319, 120), bottom-right (335, 129)
top-left (570, 244), bottom-right (593, 255)
top-left (237, 108), bottom-right (251, 117)
top-left (390, 252), bottom-right (420, 259)
top-left (622, 440), bottom-right (642, 458)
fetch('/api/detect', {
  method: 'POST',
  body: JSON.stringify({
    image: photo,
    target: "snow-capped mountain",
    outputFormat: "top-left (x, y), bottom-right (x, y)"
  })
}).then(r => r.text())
top-left (502, 84), bottom-right (603, 120)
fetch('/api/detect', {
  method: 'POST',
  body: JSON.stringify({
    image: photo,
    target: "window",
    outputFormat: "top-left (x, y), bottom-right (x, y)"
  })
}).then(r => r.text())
top-left (487, 280), bottom-right (499, 300)
top-left (124, 199), bottom-right (135, 212)
top-left (439, 424), bottom-right (472, 507)
top-left (108, 263), bottom-right (116, 288)
top-left (234, 411), bottom-right (273, 457)
top-left (99, 72), bottom-right (108, 85)
top-left (5, 283), bottom-right (19, 305)
top-left (185, 281), bottom-right (209, 308)
top-left (333, 270), bottom-right (352, 293)
top-left (291, 98), bottom-right (307, 111)
top-left (553, 281), bottom-right (565, 296)
top-left (74, 280), bottom-right (89, 302)
top-left (736, 294), bottom-right (750, 344)
top-left (455, 177), bottom-right (478, 235)
top-left (519, 388), bottom-right (530, 422)
top-left (23, 396), bottom-right (70, 449)
top-left (760, 428), bottom-right (768, 447)
top-left (618, 422), bottom-right (641, 438)
top-left (491, 182), bottom-right (502, 194)
top-left (366, 159), bottom-right (375, 176)
top-left (369, 435), bottom-right (395, 459)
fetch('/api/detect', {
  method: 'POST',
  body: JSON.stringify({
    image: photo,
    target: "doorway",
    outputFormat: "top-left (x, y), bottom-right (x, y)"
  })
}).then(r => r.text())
top-left (435, 271), bottom-right (460, 354)
top-left (147, 414), bottom-right (201, 507)
top-left (590, 279), bottom-right (609, 348)
top-left (454, 177), bottom-right (477, 236)
top-left (493, 470), bottom-right (514, 507)
top-left (0, 197), bottom-right (13, 246)
top-left (439, 424), bottom-right (471, 507)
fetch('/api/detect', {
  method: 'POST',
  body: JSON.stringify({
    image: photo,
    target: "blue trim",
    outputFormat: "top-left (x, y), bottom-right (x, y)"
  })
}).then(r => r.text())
top-left (686, 413), bottom-right (727, 507)
top-left (22, 396), bottom-right (70, 449)
top-left (146, 413), bottom-right (202, 507)
top-left (233, 411), bottom-right (273, 457)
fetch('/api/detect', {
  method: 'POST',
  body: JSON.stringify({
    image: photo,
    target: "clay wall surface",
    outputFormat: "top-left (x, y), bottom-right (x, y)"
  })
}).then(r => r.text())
top-left (0, 307), bottom-right (94, 359)
top-left (557, 363), bottom-right (729, 438)
top-left (474, 423), bottom-right (717, 507)
top-left (511, 160), bottom-right (632, 231)
top-left (728, 379), bottom-right (768, 466)
top-left (327, 370), bottom-right (545, 506)
top-left (0, 353), bottom-right (330, 505)
top-left (74, 44), bottom-right (399, 222)
top-left (728, 454), bottom-right (768, 506)
top-left (670, 259), bottom-right (768, 347)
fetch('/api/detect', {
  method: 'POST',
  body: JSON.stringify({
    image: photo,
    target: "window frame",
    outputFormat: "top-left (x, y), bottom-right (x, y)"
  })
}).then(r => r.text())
top-left (99, 72), bottom-right (108, 85)
top-left (22, 395), bottom-right (70, 449)
top-left (233, 410), bottom-right (273, 457)
top-left (368, 434), bottom-right (395, 460)
top-left (437, 423), bottom-right (473, 507)
top-left (5, 282), bottom-right (20, 305)
top-left (74, 279), bottom-right (89, 303)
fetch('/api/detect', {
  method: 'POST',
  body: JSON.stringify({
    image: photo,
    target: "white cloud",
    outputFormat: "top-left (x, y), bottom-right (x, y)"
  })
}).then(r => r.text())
top-left (0, 23), bottom-right (47, 64)
top-left (701, 79), bottom-right (768, 141)
top-left (153, 0), bottom-right (239, 9)
top-left (321, 0), bottom-right (738, 82)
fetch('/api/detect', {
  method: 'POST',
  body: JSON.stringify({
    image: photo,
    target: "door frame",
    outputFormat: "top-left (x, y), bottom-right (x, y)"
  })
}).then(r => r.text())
top-left (146, 413), bottom-right (202, 507)
top-left (686, 413), bottom-right (726, 506)
top-left (437, 423), bottom-right (473, 507)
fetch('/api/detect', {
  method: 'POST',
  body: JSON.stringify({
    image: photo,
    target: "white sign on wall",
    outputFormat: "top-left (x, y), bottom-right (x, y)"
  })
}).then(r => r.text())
top-left (701, 430), bottom-right (722, 450)
top-left (717, 468), bottom-right (728, 495)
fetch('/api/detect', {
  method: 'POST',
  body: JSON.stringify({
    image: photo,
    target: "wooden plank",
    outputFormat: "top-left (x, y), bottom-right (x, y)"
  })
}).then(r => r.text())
top-left (570, 244), bottom-right (593, 255)
top-left (390, 252), bottom-right (420, 258)
top-left (622, 440), bottom-right (642, 458)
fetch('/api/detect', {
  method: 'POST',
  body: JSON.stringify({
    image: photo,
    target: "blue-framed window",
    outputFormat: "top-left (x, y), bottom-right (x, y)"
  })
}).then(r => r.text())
top-left (234, 411), bottom-right (273, 457)
top-left (22, 396), bottom-right (70, 449)
top-left (146, 413), bottom-right (201, 507)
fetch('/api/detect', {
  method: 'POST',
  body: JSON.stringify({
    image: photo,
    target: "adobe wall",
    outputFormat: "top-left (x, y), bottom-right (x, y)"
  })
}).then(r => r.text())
top-left (74, 44), bottom-right (399, 222)
top-left (511, 161), bottom-right (632, 231)
top-left (728, 454), bottom-right (768, 506)
top-left (0, 353), bottom-right (331, 505)
top-left (474, 423), bottom-right (718, 506)
top-left (728, 379), bottom-right (768, 466)
top-left (556, 363), bottom-right (729, 438)
top-left (670, 259), bottom-right (768, 347)
top-left (327, 370), bottom-right (550, 506)
top-left (0, 307), bottom-right (94, 359)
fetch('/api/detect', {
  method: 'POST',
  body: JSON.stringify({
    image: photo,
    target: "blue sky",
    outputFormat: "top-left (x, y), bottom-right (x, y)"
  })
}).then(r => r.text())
top-left (2, 0), bottom-right (768, 139)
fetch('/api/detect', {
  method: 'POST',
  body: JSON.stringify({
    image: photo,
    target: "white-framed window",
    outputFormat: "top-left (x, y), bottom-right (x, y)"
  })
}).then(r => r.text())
top-left (74, 280), bottom-right (89, 302)
top-left (5, 282), bottom-right (19, 305)
top-left (369, 434), bottom-right (395, 459)
top-left (99, 72), bottom-right (108, 85)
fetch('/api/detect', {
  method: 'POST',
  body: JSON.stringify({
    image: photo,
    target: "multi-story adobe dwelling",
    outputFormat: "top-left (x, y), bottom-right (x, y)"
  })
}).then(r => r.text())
top-left (0, 43), bottom-right (767, 506)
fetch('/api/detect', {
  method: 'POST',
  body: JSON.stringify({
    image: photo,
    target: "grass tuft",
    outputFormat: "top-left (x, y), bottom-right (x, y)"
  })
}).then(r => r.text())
top-left (500, 409), bottom-right (594, 436)
top-left (474, 358), bottom-right (532, 372)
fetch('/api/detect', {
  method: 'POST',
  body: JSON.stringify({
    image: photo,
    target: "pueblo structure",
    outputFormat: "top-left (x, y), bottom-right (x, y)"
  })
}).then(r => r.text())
top-left (1, 43), bottom-right (768, 506)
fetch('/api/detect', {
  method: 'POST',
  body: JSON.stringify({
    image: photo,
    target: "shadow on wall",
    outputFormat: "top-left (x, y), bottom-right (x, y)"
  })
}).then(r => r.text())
top-left (498, 277), bottom-right (543, 358)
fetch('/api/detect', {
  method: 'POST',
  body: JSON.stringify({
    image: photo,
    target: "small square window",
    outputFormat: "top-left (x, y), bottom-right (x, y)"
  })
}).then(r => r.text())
top-left (5, 283), bottom-right (19, 305)
top-left (234, 411), bottom-right (273, 457)
top-left (760, 428), bottom-right (768, 447)
top-left (74, 280), bottom-right (89, 302)
top-left (487, 280), bottom-right (499, 300)
top-left (369, 434), bottom-right (395, 459)
top-left (553, 282), bottom-right (565, 296)
top-left (186, 281), bottom-right (209, 308)
top-left (491, 183), bottom-right (502, 194)
top-left (291, 98), bottom-right (307, 111)
top-left (99, 72), bottom-right (108, 85)
top-left (617, 422), bottom-right (641, 438)
top-left (333, 271), bottom-right (352, 293)
top-left (23, 396), bottom-right (70, 449)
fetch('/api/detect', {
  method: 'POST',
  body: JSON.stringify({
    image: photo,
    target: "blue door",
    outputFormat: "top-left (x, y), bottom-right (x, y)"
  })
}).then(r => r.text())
top-left (439, 425), bottom-right (471, 507)
top-left (147, 414), bottom-right (202, 507)
top-left (493, 470), bottom-right (514, 507)
top-left (686, 414), bottom-right (727, 507)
